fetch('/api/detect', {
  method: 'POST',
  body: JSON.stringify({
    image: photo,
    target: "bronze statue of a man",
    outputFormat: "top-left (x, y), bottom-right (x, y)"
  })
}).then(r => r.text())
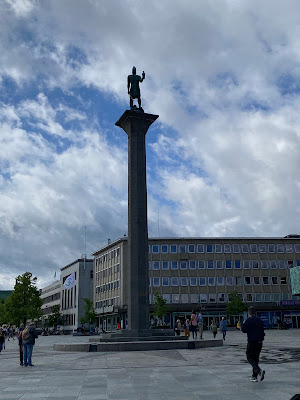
top-left (127, 66), bottom-right (145, 110)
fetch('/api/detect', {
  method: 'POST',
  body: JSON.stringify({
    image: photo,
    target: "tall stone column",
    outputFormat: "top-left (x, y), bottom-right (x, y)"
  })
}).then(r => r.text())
top-left (116, 110), bottom-right (159, 331)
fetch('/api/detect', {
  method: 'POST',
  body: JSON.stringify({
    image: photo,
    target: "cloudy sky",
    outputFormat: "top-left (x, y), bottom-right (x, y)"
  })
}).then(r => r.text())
top-left (0, 0), bottom-right (300, 290)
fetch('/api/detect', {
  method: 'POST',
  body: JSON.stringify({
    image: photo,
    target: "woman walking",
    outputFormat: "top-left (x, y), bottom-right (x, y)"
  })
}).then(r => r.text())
top-left (210, 320), bottom-right (218, 338)
top-left (190, 310), bottom-right (198, 339)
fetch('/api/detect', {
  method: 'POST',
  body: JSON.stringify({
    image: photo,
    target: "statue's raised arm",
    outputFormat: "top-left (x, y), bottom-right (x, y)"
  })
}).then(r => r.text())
top-left (127, 66), bottom-right (145, 111)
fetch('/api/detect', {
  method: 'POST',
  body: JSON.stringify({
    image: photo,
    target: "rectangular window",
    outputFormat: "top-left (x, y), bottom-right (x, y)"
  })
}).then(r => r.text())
top-left (207, 276), bottom-right (215, 286)
top-left (217, 277), bottom-right (224, 285)
top-left (207, 260), bottom-right (214, 269)
top-left (272, 276), bottom-right (278, 284)
top-left (199, 277), bottom-right (206, 286)
top-left (232, 244), bottom-right (240, 253)
top-left (180, 261), bottom-right (187, 269)
top-left (259, 244), bottom-right (266, 253)
top-left (277, 244), bottom-right (284, 253)
top-left (255, 293), bottom-right (262, 302)
top-left (241, 244), bottom-right (249, 253)
top-left (198, 260), bottom-right (205, 269)
top-left (190, 277), bottom-right (197, 286)
top-left (191, 294), bottom-right (198, 303)
top-left (172, 294), bottom-right (180, 303)
top-left (226, 277), bottom-right (233, 285)
top-left (280, 277), bottom-right (287, 284)
top-left (254, 276), bottom-right (260, 285)
top-left (162, 277), bottom-right (169, 286)
top-left (181, 294), bottom-right (189, 303)
top-left (189, 260), bottom-right (196, 269)
top-left (152, 245), bottom-right (159, 254)
top-left (153, 277), bottom-right (160, 287)
top-left (288, 260), bottom-right (294, 268)
top-left (297, 260), bottom-right (300, 266)
top-left (246, 293), bottom-right (253, 302)
top-left (170, 244), bottom-right (177, 253)
top-left (285, 244), bottom-right (293, 253)
top-left (218, 293), bottom-right (225, 302)
top-left (179, 244), bottom-right (186, 253)
top-left (243, 260), bottom-right (250, 269)
top-left (171, 277), bottom-right (179, 286)
top-left (171, 261), bottom-right (178, 270)
top-left (263, 276), bottom-right (269, 285)
top-left (268, 244), bottom-right (275, 253)
top-left (162, 294), bottom-right (170, 304)
top-left (270, 260), bottom-right (277, 269)
top-left (188, 244), bottom-right (195, 253)
top-left (161, 245), bottom-right (168, 253)
top-left (234, 260), bottom-right (241, 269)
top-left (224, 244), bottom-right (231, 253)
top-left (252, 261), bottom-right (259, 269)
top-left (180, 277), bottom-right (188, 286)
top-left (278, 260), bottom-right (286, 269)
top-left (273, 293), bottom-right (280, 302)
top-left (153, 261), bottom-right (160, 270)
top-left (162, 261), bottom-right (169, 270)
top-left (282, 293), bottom-right (289, 300)
top-left (225, 260), bottom-right (232, 269)
top-left (206, 244), bottom-right (213, 253)
top-left (250, 244), bottom-right (258, 253)
top-left (264, 293), bottom-right (272, 302)
top-left (209, 294), bottom-right (216, 303)
top-left (295, 244), bottom-right (300, 253)
top-left (236, 277), bottom-right (242, 285)
top-left (216, 260), bottom-right (223, 269)
top-left (245, 276), bottom-right (251, 285)
top-left (261, 260), bottom-right (268, 269)
top-left (215, 244), bottom-right (222, 253)
top-left (197, 244), bottom-right (204, 253)
top-left (200, 294), bottom-right (207, 303)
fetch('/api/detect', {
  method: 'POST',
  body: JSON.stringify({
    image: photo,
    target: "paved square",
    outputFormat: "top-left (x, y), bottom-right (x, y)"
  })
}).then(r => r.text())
top-left (0, 329), bottom-right (299, 399)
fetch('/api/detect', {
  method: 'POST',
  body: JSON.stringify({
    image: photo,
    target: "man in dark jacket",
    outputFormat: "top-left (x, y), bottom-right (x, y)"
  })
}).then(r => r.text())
top-left (22, 323), bottom-right (38, 367)
top-left (242, 307), bottom-right (265, 382)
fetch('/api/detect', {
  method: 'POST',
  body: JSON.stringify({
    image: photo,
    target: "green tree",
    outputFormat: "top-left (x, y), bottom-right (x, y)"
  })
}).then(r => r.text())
top-left (80, 298), bottom-right (96, 330)
top-left (0, 299), bottom-right (8, 325)
top-left (47, 305), bottom-right (63, 328)
top-left (5, 272), bottom-right (43, 326)
top-left (153, 293), bottom-right (168, 323)
top-left (226, 291), bottom-right (247, 317)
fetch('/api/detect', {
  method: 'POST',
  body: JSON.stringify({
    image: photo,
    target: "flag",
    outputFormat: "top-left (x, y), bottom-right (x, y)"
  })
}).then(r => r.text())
top-left (64, 272), bottom-right (75, 290)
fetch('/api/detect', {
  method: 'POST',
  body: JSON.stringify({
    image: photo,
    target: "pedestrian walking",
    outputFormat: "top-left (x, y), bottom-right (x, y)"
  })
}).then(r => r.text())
top-left (174, 319), bottom-right (181, 336)
top-left (190, 310), bottom-right (198, 339)
top-left (183, 319), bottom-right (190, 338)
top-left (0, 328), bottom-right (5, 352)
top-left (18, 324), bottom-right (24, 366)
top-left (22, 323), bottom-right (38, 367)
top-left (241, 306), bottom-right (265, 382)
top-left (220, 317), bottom-right (228, 341)
top-left (197, 310), bottom-right (203, 339)
top-left (210, 320), bottom-right (218, 338)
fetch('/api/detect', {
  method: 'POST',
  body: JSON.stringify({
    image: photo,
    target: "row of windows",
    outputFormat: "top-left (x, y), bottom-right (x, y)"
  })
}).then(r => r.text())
top-left (95, 297), bottom-right (120, 308)
top-left (148, 260), bottom-right (299, 270)
top-left (149, 243), bottom-right (300, 254)
top-left (149, 276), bottom-right (288, 287)
top-left (95, 264), bottom-right (120, 279)
top-left (95, 280), bottom-right (120, 294)
top-left (96, 248), bottom-right (120, 265)
top-left (151, 292), bottom-right (292, 304)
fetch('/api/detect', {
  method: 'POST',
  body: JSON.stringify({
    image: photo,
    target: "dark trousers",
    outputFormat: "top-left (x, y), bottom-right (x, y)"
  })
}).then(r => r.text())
top-left (191, 325), bottom-right (197, 339)
top-left (246, 341), bottom-right (262, 377)
top-left (19, 345), bottom-right (23, 365)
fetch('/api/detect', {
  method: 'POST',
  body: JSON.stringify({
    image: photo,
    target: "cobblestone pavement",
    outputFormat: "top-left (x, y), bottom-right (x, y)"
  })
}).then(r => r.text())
top-left (0, 329), bottom-right (299, 399)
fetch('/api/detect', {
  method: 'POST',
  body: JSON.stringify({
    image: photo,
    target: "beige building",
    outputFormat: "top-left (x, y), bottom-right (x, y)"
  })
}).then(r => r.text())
top-left (93, 235), bottom-right (300, 330)
top-left (40, 280), bottom-right (61, 320)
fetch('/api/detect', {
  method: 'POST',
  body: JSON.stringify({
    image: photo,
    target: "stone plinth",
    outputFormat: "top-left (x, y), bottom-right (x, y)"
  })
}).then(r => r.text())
top-left (115, 110), bottom-right (159, 332)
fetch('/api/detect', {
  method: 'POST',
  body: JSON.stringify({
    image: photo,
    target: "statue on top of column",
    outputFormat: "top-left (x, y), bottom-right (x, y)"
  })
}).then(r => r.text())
top-left (127, 66), bottom-right (145, 112)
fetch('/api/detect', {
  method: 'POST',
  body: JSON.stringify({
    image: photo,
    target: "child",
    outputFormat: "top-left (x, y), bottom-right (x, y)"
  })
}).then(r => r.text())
top-left (184, 319), bottom-right (190, 338)
top-left (210, 320), bottom-right (218, 338)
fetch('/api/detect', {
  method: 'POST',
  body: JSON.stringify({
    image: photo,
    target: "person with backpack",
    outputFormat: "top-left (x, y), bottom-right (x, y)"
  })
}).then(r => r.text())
top-left (22, 323), bottom-right (38, 367)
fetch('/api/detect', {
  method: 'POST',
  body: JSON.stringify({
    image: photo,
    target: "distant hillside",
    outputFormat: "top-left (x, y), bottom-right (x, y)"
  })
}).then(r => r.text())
top-left (0, 290), bottom-right (13, 301)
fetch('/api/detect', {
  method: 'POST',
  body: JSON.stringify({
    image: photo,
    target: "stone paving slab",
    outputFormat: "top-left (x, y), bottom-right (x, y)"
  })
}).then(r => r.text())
top-left (0, 330), bottom-right (300, 399)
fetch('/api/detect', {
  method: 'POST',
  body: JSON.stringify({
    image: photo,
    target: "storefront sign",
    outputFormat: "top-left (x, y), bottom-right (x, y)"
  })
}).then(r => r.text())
top-left (280, 300), bottom-right (300, 306)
